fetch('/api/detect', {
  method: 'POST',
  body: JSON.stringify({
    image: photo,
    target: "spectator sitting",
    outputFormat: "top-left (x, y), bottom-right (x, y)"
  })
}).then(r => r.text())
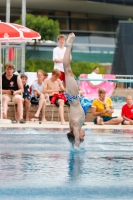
top-left (30, 71), bottom-right (48, 94)
top-left (2, 62), bottom-right (25, 123)
top-left (21, 74), bottom-right (31, 121)
top-left (43, 69), bottom-right (69, 125)
top-left (121, 95), bottom-right (133, 125)
top-left (79, 90), bottom-right (93, 115)
top-left (30, 70), bottom-right (48, 122)
top-left (91, 88), bottom-right (123, 125)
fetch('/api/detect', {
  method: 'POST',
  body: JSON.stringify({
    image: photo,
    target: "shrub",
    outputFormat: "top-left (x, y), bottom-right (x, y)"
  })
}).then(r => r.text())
top-left (25, 59), bottom-right (105, 77)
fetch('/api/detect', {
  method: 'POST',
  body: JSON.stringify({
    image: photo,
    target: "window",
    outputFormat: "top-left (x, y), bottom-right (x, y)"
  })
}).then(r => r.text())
top-left (71, 18), bottom-right (88, 30)
top-left (70, 13), bottom-right (87, 18)
top-left (88, 17), bottom-right (114, 32)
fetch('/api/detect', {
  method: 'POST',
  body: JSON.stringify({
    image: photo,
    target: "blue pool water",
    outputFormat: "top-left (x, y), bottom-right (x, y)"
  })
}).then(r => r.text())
top-left (0, 128), bottom-right (133, 200)
top-left (111, 96), bottom-right (126, 109)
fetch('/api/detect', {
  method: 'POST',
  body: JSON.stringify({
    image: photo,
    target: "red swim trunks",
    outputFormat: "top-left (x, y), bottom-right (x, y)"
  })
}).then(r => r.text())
top-left (59, 71), bottom-right (65, 82)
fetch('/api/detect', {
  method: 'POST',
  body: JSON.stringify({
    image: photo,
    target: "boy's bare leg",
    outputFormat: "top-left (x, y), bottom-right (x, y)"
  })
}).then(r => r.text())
top-left (63, 33), bottom-right (78, 95)
top-left (58, 99), bottom-right (67, 125)
top-left (34, 94), bottom-right (45, 118)
top-left (41, 102), bottom-right (47, 122)
top-left (123, 121), bottom-right (131, 125)
top-left (2, 95), bottom-right (10, 119)
top-left (63, 33), bottom-right (75, 74)
top-left (24, 99), bottom-right (30, 121)
top-left (14, 97), bottom-right (23, 121)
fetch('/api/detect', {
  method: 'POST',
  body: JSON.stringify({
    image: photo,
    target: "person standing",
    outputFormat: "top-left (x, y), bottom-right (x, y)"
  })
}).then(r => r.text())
top-left (53, 34), bottom-right (71, 86)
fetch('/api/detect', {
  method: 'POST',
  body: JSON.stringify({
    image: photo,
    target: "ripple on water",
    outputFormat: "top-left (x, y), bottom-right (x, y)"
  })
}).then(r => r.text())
top-left (0, 128), bottom-right (133, 199)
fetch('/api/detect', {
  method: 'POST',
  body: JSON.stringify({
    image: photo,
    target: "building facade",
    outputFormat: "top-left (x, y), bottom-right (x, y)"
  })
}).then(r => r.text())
top-left (0, 0), bottom-right (133, 63)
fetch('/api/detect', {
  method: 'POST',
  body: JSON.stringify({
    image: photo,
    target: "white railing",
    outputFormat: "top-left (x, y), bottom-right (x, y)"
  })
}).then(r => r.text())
top-left (77, 74), bottom-right (133, 108)
top-left (115, 75), bottom-right (133, 89)
top-left (78, 75), bottom-right (133, 89)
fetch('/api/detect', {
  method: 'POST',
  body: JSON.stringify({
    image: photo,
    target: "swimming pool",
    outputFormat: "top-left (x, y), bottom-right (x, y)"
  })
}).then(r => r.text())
top-left (0, 128), bottom-right (133, 200)
top-left (111, 96), bottom-right (126, 109)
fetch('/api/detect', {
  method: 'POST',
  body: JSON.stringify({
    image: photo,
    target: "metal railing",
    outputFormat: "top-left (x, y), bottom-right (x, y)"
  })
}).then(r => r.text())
top-left (77, 74), bottom-right (133, 108)
top-left (77, 75), bottom-right (133, 89)
top-left (115, 75), bottom-right (133, 89)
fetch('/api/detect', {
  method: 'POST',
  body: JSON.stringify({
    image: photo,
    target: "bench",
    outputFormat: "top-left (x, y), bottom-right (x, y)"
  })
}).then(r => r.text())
top-left (7, 104), bottom-right (93, 122)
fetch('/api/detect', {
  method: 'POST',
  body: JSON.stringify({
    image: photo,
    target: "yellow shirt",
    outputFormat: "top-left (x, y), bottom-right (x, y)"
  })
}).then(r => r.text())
top-left (92, 97), bottom-right (113, 116)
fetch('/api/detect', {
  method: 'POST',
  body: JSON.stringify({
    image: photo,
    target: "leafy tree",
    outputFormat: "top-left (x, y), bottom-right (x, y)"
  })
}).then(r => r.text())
top-left (14, 13), bottom-right (60, 41)
top-left (25, 59), bottom-right (105, 77)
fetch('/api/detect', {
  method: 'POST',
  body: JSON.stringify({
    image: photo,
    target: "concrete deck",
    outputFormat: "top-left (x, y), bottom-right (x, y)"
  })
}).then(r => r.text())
top-left (1, 109), bottom-right (133, 130)
top-left (0, 121), bottom-right (133, 130)
top-left (0, 109), bottom-right (133, 130)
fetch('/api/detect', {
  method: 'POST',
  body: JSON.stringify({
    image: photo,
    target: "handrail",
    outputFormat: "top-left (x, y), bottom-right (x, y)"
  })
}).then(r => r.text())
top-left (116, 75), bottom-right (133, 77)
top-left (77, 78), bottom-right (133, 83)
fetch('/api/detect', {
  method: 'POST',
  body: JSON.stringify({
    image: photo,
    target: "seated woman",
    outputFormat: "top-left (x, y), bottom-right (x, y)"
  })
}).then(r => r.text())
top-left (91, 88), bottom-right (123, 125)
top-left (63, 33), bottom-right (85, 149)
top-left (121, 95), bottom-right (133, 125)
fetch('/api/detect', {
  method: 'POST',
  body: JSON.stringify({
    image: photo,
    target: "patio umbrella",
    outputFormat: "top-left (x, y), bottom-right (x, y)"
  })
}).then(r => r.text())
top-left (0, 21), bottom-right (41, 123)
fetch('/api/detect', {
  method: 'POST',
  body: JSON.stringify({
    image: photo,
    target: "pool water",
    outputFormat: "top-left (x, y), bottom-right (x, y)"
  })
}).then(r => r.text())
top-left (0, 128), bottom-right (133, 200)
top-left (111, 96), bottom-right (126, 109)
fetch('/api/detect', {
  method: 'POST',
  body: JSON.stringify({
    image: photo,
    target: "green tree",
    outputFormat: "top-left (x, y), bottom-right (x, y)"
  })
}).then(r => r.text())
top-left (25, 59), bottom-right (105, 77)
top-left (14, 13), bottom-right (60, 41)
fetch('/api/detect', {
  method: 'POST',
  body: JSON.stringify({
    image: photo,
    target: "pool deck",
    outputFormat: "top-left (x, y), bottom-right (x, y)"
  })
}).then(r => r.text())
top-left (0, 109), bottom-right (133, 130)
top-left (0, 121), bottom-right (133, 130)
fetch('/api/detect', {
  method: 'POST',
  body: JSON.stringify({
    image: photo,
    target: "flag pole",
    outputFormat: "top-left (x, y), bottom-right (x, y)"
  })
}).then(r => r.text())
top-left (0, 42), bottom-right (2, 119)
top-left (5, 0), bottom-right (10, 64)
top-left (21, 0), bottom-right (26, 73)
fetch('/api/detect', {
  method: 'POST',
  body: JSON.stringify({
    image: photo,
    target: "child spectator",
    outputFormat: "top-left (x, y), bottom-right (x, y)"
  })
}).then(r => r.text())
top-left (30, 70), bottom-right (49, 122)
top-left (121, 95), bottom-right (133, 125)
top-left (43, 69), bottom-right (69, 125)
top-left (30, 71), bottom-right (48, 94)
top-left (21, 74), bottom-right (31, 121)
top-left (53, 34), bottom-right (72, 87)
top-left (79, 90), bottom-right (93, 115)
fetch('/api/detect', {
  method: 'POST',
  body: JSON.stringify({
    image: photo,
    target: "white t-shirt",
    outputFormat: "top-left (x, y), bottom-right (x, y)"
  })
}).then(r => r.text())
top-left (31, 81), bottom-right (44, 97)
top-left (53, 46), bottom-right (66, 72)
top-left (91, 72), bottom-right (97, 75)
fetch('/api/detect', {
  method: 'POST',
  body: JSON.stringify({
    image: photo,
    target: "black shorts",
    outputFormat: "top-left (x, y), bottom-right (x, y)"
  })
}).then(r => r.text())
top-left (93, 116), bottom-right (117, 124)
top-left (23, 95), bottom-right (31, 100)
top-left (30, 96), bottom-right (39, 105)
top-left (49, 96), bottom-right (70, 107)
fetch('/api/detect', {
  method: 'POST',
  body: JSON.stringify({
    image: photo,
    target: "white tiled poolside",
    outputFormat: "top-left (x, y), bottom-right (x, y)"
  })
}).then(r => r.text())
top-left (0, 109), bottom-right (133, 130)
top-left (0, 121), bottom-right (133, 130)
